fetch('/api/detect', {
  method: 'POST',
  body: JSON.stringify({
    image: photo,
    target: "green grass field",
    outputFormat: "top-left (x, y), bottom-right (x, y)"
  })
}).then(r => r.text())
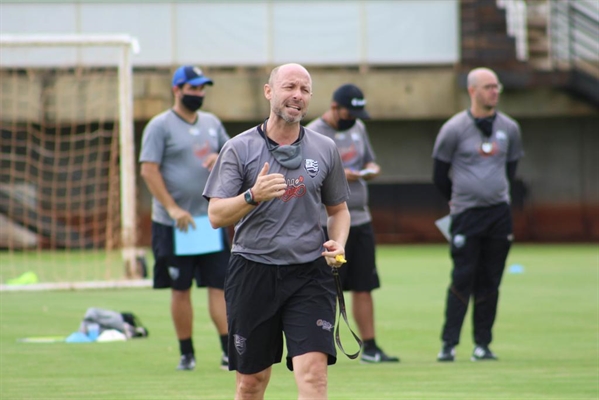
top-left (1, 244), bottom-right (597, 399)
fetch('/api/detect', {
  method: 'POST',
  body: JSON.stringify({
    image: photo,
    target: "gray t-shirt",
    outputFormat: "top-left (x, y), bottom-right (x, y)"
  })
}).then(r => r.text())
top-left (306, 118), bottom-right (375, 227)
top-left (432, 110), bottom-right (524, 215)
top-left (203, 125), bottom-right (350, 265)
top-left (139, 109), bottom-right (229, 225)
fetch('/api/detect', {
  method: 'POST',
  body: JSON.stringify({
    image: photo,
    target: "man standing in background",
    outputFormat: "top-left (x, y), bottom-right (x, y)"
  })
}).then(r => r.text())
top-left (307, 84), bottom-right (399, 364)
top-left (432, 67), bottom-right (524, 362)
top-left (139, 66), bottom-right (230, 371)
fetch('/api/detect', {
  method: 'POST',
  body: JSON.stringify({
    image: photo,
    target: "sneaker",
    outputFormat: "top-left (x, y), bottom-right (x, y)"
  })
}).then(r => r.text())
top-left (471, 345), bottom-right (498, 361)
top-left (437, 343), bottom-right (456, 362)
top-left (220, 353), bottom-right (229, 371)
top-left (360, 347), bottom-right (400, 363)
top-left (176, 353), bottom-right (196, 371)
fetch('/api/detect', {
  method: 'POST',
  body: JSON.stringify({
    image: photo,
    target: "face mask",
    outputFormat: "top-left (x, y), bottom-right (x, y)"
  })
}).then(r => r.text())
top-left (337, 118), bottom-right (356, 131)
top-left (262, 118), bottom-right (304, 169)
top-left (181, 94), bottom-right (204, 112)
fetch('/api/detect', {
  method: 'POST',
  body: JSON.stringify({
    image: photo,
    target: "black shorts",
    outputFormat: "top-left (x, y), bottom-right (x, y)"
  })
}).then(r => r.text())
top-left (324, 222), bottom-right (380, 292)
top-left (225, 254), bottom-right (337, 374)
top-left (151, 221), bottom-right (229, 291)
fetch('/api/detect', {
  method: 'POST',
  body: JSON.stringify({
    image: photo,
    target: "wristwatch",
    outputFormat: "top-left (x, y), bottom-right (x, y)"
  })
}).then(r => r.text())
top-left (244, 189), bottom-right (259, 206)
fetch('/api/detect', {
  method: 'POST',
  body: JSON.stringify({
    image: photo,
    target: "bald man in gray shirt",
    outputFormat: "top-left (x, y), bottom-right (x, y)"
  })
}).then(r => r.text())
top-left (204, 63), bottom-right (350, 400)
top-left (433, 67), bottom-right (524, 362)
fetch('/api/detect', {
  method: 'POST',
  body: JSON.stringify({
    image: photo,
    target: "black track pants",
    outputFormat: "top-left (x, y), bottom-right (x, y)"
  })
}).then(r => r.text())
top-left (440, 203), bottom-right (512, 347)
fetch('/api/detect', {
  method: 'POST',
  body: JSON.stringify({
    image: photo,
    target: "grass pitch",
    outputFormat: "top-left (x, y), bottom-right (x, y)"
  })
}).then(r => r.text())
top-left (0, 244), bottom-right (597, 399)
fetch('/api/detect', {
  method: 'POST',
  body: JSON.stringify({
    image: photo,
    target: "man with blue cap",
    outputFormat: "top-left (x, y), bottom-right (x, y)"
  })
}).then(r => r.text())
top-left (139, 66), bottom-right (230, 371)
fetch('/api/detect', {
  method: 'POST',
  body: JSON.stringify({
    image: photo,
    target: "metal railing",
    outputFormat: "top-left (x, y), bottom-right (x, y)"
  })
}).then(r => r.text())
top-left (550, 0), bottom-right (599, 78)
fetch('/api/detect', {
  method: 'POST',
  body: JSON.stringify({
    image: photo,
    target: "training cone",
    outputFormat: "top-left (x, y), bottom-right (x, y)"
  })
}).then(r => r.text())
top-left (6, 271), bottom-right (39, 285)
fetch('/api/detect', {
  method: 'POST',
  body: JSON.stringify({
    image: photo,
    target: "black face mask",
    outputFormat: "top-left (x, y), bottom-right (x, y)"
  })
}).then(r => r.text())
top-left (337, 118), bottom-right (356, 131)
top-left (181, 94), bottom-right (204, 112)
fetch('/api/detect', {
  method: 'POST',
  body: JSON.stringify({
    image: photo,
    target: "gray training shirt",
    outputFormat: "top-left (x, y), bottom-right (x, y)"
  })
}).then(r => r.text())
top-left (306, 118), bottom-right (375, 227)
top-left (203, 125), bottom-right (350, 265)
top-left (139, 109), bottom-right (229, 225)
top-left (432, 110), bottom-right (524, 215)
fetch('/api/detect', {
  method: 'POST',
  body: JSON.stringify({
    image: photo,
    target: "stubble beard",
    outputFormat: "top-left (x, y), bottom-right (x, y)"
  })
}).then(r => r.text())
top-left (273, 104), bottom-right (306, 124)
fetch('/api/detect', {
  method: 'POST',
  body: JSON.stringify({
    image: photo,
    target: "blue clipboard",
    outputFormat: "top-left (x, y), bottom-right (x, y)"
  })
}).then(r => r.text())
top-left (174, 215), bottom-right (224, 256)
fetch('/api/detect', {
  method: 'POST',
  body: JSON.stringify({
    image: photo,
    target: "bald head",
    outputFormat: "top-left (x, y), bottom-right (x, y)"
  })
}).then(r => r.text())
top-left (467, 68), bottom-right (498, 89)
top-left (268, 63), bottom-right (312, 88)
top-left (467, 67), bottom-right (502, 116)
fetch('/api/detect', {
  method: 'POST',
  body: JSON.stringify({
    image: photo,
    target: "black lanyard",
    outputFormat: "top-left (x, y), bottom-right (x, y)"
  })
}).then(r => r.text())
top-left (332, 267), bottom-right (363, 359)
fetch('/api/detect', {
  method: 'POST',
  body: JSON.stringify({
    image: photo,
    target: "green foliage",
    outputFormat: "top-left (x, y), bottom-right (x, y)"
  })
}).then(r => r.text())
top-left (1, 244), bottom-right (597, 399)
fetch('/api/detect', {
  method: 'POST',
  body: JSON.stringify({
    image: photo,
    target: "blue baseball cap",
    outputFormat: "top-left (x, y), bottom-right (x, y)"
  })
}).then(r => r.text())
top-left (172, 66), bottom-right (214, 87)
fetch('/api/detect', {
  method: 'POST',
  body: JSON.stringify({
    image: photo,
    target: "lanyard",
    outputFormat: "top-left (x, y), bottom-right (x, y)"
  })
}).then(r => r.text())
top-left (332, 267), bottom-right (363, 359)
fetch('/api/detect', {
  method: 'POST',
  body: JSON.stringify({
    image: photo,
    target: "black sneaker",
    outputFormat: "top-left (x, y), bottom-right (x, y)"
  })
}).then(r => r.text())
top-left (360, 347), bottom-right (400, 363)
top-left (437, 343), bottom-right (455, 362)
top-left (471, 345), bottom-right (498, 361)
top-left (220, 353), bottom-right (229, 371)
top-left (176, 353), bottom-right (196, 371)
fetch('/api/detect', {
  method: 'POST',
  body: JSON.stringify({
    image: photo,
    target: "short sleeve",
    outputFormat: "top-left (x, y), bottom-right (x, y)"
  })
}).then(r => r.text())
top-left (139, 117), bottom-right (166, 164)
top-left (432, 122), bottom-right (457, 163)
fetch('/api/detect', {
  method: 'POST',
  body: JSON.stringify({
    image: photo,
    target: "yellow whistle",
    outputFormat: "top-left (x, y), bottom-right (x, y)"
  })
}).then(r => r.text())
top-left (335, 255), bottom-right (347, 264)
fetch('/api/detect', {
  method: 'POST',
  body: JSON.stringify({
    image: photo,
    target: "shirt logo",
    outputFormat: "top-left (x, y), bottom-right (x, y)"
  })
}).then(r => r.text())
top-left (304, 159), bottom-right (319, 178)
top-left (189, 128), bottom-right (200, 136)
top-left (496, 130), bottom-right (507, 141)
top-left (281, 176), bottom-right (307, 202)
top-left (194, 142), bottom-right (211, 159)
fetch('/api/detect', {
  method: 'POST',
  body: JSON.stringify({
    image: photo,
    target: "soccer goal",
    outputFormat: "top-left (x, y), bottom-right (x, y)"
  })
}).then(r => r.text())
top-left (0, 34), bottom-right (147, 291)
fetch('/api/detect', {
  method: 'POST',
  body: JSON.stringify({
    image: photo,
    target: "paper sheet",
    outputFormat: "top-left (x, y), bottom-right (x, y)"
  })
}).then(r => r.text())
top-left (435, 215), bottom-right (452, 242)
top-left (174, 215), bottom-right (224, 256)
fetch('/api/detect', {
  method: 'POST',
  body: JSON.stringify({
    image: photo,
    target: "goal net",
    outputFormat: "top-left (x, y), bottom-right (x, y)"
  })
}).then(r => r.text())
top-left (0, 34), bottom-right (145, 290)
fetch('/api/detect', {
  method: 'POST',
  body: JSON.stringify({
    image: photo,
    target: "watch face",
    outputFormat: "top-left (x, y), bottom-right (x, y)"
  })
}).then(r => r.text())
top-left (244, 189), bottom-right (256, 205)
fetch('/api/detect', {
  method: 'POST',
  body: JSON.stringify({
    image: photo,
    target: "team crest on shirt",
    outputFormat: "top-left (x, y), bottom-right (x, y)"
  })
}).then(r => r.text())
top-left (304, 159), bottom-right (319, 177)
top-left (209, 128), bottom-right (217, 137)
top-left (453, 234), bottom-right (466, 248)
top-left (496, 130), bottom-right (507, 141)
top-left (234, 334), bottom-right (247, 355)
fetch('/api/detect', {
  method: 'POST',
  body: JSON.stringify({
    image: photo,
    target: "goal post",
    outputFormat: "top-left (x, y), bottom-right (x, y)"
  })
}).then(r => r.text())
top-left (0, 34), bottom-right (143, 289)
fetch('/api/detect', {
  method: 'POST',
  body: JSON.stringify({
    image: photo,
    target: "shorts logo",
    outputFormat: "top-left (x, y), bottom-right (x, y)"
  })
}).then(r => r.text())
top-left (168, 266), bottom-right (179, 281)
top-left (304, 159), bottom-right (319, 177)
top-left (234, 334), bottom-right (247, 355)
top-left (316, 319), bottom-right (333, 332)
top-left (507, 233), bottom-right (514, 241)
top-left (453, 234), bottom-right (466, 248)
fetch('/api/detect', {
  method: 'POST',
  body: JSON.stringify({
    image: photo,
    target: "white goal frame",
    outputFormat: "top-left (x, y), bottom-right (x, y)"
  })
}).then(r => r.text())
top-left (0, 34), bottom-right (142, 284)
